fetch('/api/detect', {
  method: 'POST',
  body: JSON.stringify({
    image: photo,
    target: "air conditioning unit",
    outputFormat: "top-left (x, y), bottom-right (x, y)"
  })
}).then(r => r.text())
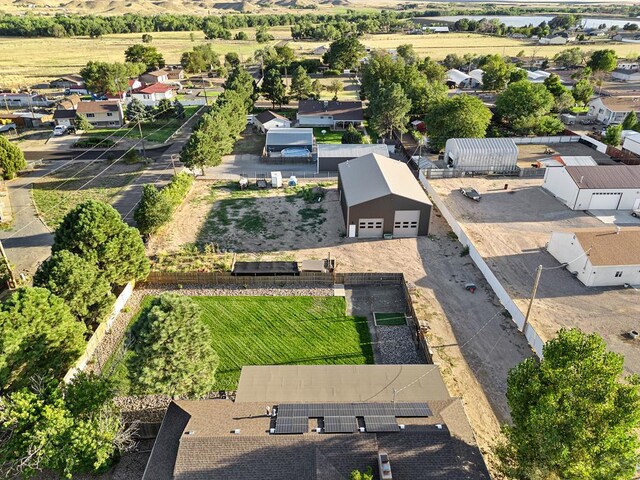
top-left (269, 428), bottom-right (275, 434)
top-left (359, 427), bottom-right (366, 433)
top-left (233, 429), bottom-right (241, 435)
top-left (398, 424), bottom-right (405, 430)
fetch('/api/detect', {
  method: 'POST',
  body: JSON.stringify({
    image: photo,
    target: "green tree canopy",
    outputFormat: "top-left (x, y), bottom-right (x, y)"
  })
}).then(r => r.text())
top-left (604, 124), bottom-right (623, 146)
top-left (0, 287), bottom-right (85, 391)
top-left (587, 49), bottom-right (618, 72)
top-left (75, 114), bottom-right (93, 131)
top-left (418, 58), bottom-right (446, 83)
top-left (126, 98), bottom-right (147, 122)
top-left (425, 94), bottom-right (492, 151)
top-left (622, 111), bottom-right (638, 130)
top-left (180, 44), bottom-right (221, 74)
top-left (495, 80), bottom-right (555, 124)
top-left (33, 250), bottom-right (115, 327)
top-left (496, 328), bottom-right (640, 480)
top-left (341, 124), bottom-right (364, 144)
top-left (124, 44), bottom-right (165, 71)
top-left (80, 61), bottom-right (145, 95)
top-left (480, 54), bottom-right (513, 91)
top-left (290, 65), bottom-right (313, 100)
top-left (52, 200), bottom-right (149, 285)
top-left (396, 43), bottom-right (417, 65)
top-left (261, 67), bottom-right (287, 109)
top-left (224, 52), bottom-right (241, 69)
top-left (368, 82), bottom-right (411, 139)
top-left (509, 69), bottom-right (528, 84)
top-left (0, 374), bottom-right (126, 478)
top-left (543, 73), bottom-right (568, 97)
top-left (323, 36), bottom-right (366, 71)
top-left (256, 26), bottom-right (274, 43)
top-left (572, 78), bottom-right (594, 105)
top-left (554, 47), bottom-right (584, 69)
top-left (129, 294), bottom-right (219, 397)
top-left (0, 136), bottom-right (26, 180)
top-left (134, 184), bottom-right (173, 237)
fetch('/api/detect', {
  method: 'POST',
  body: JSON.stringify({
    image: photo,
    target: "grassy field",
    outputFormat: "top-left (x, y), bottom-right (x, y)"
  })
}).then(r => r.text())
top-left (107, 295), bottom-right (374, 392)
top-left (87, 105), bottom-right (199, 143)
top-left (32, 161), bottom-right (144, 228)
top-left (314, 127), bottom-right (343, 144)
top-left (3, 28), bottom-right (640, 89)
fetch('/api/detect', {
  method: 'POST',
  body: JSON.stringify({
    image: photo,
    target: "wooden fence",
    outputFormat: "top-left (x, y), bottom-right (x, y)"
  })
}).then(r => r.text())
top-left (401, 280), bottom-right (433, 364)
top-left (606, 145), bottom-right (640, 165)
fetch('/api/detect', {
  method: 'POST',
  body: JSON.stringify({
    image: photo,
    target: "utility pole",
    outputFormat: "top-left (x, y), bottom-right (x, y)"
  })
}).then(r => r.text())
top-left (0, 240), bottom-right (17, 289)
top-left (522, 265), bottom-right (543, 333)
top-left (137, 120), bottom-right (146, 158)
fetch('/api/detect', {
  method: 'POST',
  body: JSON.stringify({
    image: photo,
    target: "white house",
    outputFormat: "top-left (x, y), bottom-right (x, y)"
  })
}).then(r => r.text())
top-left (547, 227), bottom-right (640, 287)
top-left (611, 69), bottom-right (640, 82)
top-left (616, 61), bottom-right (639, 71)
top-left (253, 110), bottom-right (291, 133)
top-left (131, 84), bottom-right (175, 107)
top-left (539, 35), bottom-right (568, 45)
top-left (139, 69), bottom-right (170, 85)
top-left (0, 93), bottom-right (52, 108)
top-left (588, 97), bottom-right (639, 125)
top-left (543, 165), bottom-right (640, 210)
top-left (76, 101), bottom-right (124, 128)
top-left (525, 69), bottom-right (552, 83)
top-left (623, 132), bottom-right (640, 156)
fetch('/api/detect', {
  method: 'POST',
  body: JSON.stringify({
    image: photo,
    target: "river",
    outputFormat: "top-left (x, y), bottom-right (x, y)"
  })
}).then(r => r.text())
top-left (418, 15), bottom-right (638, 29)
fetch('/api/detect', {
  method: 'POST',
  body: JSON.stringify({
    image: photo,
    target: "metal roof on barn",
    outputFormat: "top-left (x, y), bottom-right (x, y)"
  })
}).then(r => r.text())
top-left (266, 128), bottom-right (313, 146)
top-left (338, 153), bottom-right (431, 207)
top-left (566, 165), bottom-right (640, 189)
top-left (445, 137), bottom-right (518, 155)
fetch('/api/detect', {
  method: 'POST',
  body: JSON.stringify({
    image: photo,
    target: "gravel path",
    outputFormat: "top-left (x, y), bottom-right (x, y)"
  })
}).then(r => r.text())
top-left (376, 326), bottom-right (422, 364)
top-left (86, 285), bottom-right (333, 374)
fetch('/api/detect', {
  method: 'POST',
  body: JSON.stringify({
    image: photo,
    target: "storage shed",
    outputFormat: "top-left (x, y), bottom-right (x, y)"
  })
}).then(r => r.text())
top-left (543, 165), bottom-right (640, 211)
top-left (265, 128), bottom-right (314, 158)
top-left (316, 143), bottom-right (389, 172)
top-left (547, 227), bottom-right (640, 287)
top-left (338, 153), bottom-right (432, 238)
top-left (444, 138), bottom-right (518, 172)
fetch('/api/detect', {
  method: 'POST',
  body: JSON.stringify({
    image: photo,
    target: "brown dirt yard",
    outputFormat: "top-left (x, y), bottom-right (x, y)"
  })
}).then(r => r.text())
top-left (429, 176), bottom-right (640, 378)
top-left (516, 142), bottom-right (615, 167)
top-left (148, 178), bottom-right (535, 474)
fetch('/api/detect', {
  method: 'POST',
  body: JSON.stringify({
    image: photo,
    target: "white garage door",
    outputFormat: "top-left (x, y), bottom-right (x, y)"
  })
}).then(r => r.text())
top-left (358, 218), bottom-right (383, 238)
top-left (588, 192), bottom-right (622, 210)
top-left (393, 210), bottom-right (420, 238)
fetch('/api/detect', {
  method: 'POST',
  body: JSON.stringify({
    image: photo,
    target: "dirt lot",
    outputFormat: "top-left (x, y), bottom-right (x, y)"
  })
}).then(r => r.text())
top-left (516, 142), bottom-right (615, 167)
top-left (148, 178), bottom-right (534, 473)
top-left (429, 176), bottom-right (640, 378)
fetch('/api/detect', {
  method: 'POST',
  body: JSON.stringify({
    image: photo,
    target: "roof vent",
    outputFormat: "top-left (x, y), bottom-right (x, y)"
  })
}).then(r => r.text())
top-left (184, 431), bottom-right (195, 435)
top-left (359, 427), bottom-right (366, 433)
top-left (269, 428), bottom-right (276, 434)
top-left (315, 427), bottom-right (322, 433)
top-left (233, 429), bottom-right (241, 435)
top-left (436, 424), bottom-right (443, 430)
top-left (398, 424), bottom-right (405, 430)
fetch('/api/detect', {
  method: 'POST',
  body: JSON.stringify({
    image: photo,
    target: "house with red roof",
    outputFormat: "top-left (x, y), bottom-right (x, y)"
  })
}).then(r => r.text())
top-left (131, 83), bottom-right (176, 106)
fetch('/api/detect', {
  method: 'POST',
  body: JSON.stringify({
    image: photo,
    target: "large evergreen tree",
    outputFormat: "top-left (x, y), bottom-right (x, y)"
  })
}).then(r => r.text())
top-left (0, 287), bottom-right (85, 391)
top-left (290, 65), bottom-right (313, 100)
top-left (129, 294), bottom-right (218, 397)
top-left (52, 200), bottom-right (149, 285)
top-left (261, 67), bottom-right (287, 109)
top-left (33, 250), bottom-right (115, 327)
top-left (0, 136), bottom-right (26, 180)
top-left (134, 184), bottom-right (173, 237)
top-left (497, 328), bottom-right (640, 480)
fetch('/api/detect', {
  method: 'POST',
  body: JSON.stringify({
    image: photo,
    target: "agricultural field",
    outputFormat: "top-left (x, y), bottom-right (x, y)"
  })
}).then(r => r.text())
top-left (107, 295), bottom-right (374, 391)
top-left (31, 160), bottom-right (144, 228)
top-left (3, 27), bottom-right (640, 89)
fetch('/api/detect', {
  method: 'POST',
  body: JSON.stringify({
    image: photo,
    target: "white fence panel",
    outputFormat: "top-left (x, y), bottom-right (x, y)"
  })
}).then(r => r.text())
top-left (419, 171), bottom-right (545, 357)
top-left (579, 135), bottom-right (608, 153)
top-left (511, 135), bottom-right (580, 145)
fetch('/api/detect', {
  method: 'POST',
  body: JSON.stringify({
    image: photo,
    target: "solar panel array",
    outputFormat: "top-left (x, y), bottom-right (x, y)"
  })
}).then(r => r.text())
top-left (323, 416), bottom-right (359, 433)
top-left (363, 415), bottom-right (400, 432)
top-left (273, 402), bottom-right (431, 435)
top-left (273, 416), bottom-right (308, 434)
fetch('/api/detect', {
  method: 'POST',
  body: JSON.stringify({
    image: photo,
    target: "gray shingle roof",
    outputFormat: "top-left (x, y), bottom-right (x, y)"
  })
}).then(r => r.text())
top-left (317, 143), bottom-right (389, 159)
top-left (255, 110), bottom-right (288, 124)
top-left (338, 153), bottom-right (432, 207)
top-left (298, 100), bottom-right (364, 121)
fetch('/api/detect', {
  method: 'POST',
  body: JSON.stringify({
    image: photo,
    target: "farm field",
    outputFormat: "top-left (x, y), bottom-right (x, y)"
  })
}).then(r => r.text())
top-left (108, 295), bottom-right (374, 392)
top-left (31, 160), bottom-right (144, 228)
top-left (3, 28), bottom-right (640, 88)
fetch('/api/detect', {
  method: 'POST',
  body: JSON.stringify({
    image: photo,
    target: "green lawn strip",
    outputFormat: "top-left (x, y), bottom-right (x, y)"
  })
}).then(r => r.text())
top-left (375, 312), bottom-right (406, 326)
top-left (106, 296), bottom-right (373, 393)
top-left (314, 128), bottom-right (344, 144)
top-left (31, 163), bottom-right (144, 228)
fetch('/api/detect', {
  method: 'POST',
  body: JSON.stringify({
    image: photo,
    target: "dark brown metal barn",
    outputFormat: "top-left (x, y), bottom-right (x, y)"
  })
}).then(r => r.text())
top-left (338, 153), bottom-right (432, 239)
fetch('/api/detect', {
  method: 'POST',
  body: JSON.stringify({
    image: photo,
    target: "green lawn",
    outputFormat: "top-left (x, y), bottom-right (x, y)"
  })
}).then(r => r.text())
top-left (375, 313), bottom-right (407, 326)
top-left (314, 128), bottom-right (344, 144)
top-left (106, 296), bottom-right (373, 392)
top-left (86, 105), bottom-right (199, 143)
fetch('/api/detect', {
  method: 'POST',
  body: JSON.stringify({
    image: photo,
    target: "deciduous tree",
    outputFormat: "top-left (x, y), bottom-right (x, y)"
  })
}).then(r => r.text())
top-left (323, 36), bottom-right (366, 71)
top-left (0, 287), bottom-right (85, 391)
top-left (554, 47), bottom-right (584, 69)
top-left (587, 49), bottom-right (618, 72)
top-left (480, 54), bottom-right (513, 91)
top-left (496, 328), bottom-right (640, 480)
top-left (495, 80), bottom-right (554, 124)
top-left (368, 83), bottom-right (411, 139)
top-left (33, 250), bottom-right (115, 327)
top-left (341, 124), bottom-right (364, 144)
top-left (124, 44), bottom-right (165, 71)
top-left (52, 200), bottom-right (149, 285)
top-left (572, 78), bottom-right (593, 105)
top-left (327, 78), bottom-right (343, 100)
top-left (425, 94), bottom-right (492, 151)
top-left (129, 294), bottom-right (218, 397)
top-left (0, 136), bottom-right (26, 180)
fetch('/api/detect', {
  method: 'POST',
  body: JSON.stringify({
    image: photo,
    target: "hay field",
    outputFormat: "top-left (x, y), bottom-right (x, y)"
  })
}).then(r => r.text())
top-left (2, 30), bottom-right (639, 88)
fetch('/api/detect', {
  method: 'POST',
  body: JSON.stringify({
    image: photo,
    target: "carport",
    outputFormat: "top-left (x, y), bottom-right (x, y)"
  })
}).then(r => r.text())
top-left (338, 153), bottom-right (432, 239)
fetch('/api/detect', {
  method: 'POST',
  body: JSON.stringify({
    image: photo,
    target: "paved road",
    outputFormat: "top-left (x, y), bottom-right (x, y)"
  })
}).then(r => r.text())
top-left (0, 163), bottom-right (57, 276)
top-left (111, 108), bottom-right (207, 224)
top-left (204, 153), bottom-right (319, 180)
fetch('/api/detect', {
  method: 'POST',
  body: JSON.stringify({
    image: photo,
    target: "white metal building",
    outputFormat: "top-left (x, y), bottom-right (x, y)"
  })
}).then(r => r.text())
top-left (543, 165), bottom-right (640, 210)
top-left (547, 227), bottom-right (640, 287)
top-left (253, 110), bottom-right (291, 133)
top-left (622, 132), bottom-right (640, 156)
top-left (444, 138), bottom-right (518, 172)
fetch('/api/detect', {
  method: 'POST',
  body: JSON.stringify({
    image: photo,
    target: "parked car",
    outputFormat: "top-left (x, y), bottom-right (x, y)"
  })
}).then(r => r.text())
top-left (460, 187), bottom-right (481, 201)
top-left (52, 125), bottom-right (67, 136)
top-left (632, 208), bottom-right (640, 218)
top-left (66, 125), bottom-right (76, 134)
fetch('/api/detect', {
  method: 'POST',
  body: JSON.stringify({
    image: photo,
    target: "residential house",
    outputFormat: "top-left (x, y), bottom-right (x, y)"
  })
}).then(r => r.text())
top-left (428, 26), bottom-right (449, 33)
top-left (53, 110), bottom-right (77, 127)
top-left (588, 96), bottom-right (640, 125)
top-left (542, 165), bottom-right (640, 210)
top-left (131, 84), bottom-right (175, 107)
top-left (76, 101), bottom-right (124, 128)
top-left (339, 153), bottom-right (432, 238)
top-left (163, 66), bottom-right (185, 81)
top-left (142, 365), bottom-right (490, 480)
top-left (253, 110), bottom-right (291, 133)
top-left (139, 69), bottom-right (170, 85)
top-left (56, 94), bottom-right (81, 111)
top-left (296, 100), bottom-right (364, 129)
top-left (539, 35), bottom-right (568, 45)
top-left (613, 33), bottom-right (640, 43)
top-left (611, 69), bottom-right (640, 82)
top-left (49, 75), bottom-right (85, 89)
top-left (0, 93), bottom-right (52, 108)
top-left (616, 61), bottom-right (639, 71)
top-left (312, 45), bottom-right (329, 55)
top-left (547, 227), bottom-right (640, 287)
